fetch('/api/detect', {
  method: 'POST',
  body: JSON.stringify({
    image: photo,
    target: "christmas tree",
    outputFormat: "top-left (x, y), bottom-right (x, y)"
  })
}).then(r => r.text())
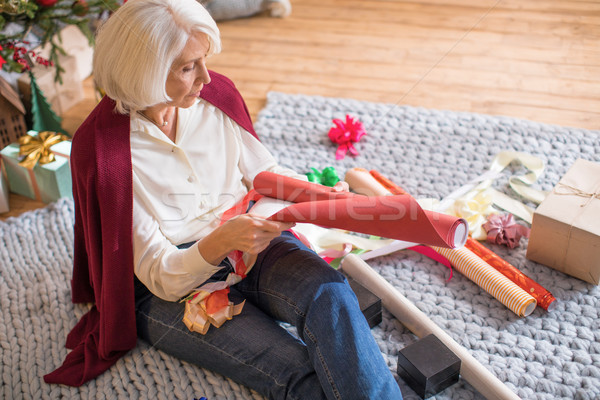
top-left (28, 70), bottom-right (66, 134)
top-left (0, 0), bottom-right (121, 82)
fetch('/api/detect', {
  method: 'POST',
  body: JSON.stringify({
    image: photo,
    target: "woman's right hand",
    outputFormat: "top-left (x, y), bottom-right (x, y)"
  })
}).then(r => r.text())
top-left (196, 214), bottom-right (295, 266)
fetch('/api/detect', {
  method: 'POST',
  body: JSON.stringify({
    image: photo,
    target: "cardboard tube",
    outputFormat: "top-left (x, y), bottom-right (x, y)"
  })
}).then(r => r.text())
top-left (341, 254), bottom-right (521, 400)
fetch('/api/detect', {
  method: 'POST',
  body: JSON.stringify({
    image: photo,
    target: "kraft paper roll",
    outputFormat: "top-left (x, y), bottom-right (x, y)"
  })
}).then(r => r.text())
top-left (344, 167), bottom-right (391, 196)
top-left (341, 254), bottom-right (521, 400)
top-left (432, 246), bottom-right (537, 317)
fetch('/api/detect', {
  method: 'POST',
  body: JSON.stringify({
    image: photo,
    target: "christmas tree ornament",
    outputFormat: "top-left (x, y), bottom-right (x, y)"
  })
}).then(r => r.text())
top-left (34, 0), bottom-right (58, 7)
top-left (71, 0), bottom-right (89, 16)
top-left (28, 71), bottom-right (67, 134)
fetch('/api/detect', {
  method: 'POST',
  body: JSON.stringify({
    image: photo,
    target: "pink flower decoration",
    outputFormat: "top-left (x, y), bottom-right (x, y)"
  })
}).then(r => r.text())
top-left (483, 213), bottom-right (530, 249)
top-left (328, 114), bottom-right (367, 160)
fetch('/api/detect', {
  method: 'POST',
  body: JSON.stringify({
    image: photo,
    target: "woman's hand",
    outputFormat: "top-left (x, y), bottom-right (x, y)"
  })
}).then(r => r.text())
top-left (197, 214), bottom-right (295, 265)
top-left (332, 180), bottom-right (350, 192)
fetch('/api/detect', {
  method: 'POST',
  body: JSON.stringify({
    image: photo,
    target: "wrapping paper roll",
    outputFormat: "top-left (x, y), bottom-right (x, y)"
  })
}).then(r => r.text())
top-left (465, 238), bottom-right (556, 311)
top-left (432, 246), bottom-right (537, 317)
top-left (344, 168), bottom-right (391, 196)
top-left (254, 171), bottom-right (469, 248)
top-left (369, 169), bottom-right (408, 195)
top-left (341, 254), bottom-right (521, 400)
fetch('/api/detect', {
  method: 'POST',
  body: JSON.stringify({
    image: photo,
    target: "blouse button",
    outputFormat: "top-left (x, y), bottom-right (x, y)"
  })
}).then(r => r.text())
top-left (187, 175), bottom-right (194, 183)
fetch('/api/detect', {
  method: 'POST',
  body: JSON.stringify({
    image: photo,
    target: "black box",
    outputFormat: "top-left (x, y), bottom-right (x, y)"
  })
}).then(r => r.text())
top-left (346, 276), bottom-right (382, 329)
top-left (397, 334), bottom-right (461, 399)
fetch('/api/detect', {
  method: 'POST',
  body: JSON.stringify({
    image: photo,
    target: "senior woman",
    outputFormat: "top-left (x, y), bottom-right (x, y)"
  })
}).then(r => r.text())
top-left (44, 0), bottom-right (402, 398)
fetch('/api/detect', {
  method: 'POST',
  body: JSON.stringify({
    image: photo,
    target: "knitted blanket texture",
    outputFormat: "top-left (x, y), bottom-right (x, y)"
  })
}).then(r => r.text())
top-left (1, 91), bottom-right (599, 399)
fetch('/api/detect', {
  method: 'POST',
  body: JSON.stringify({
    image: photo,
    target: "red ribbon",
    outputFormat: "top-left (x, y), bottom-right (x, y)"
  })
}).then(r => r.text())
top-left (328, 115), bottom-right (367, 160)
top-left (408, 245), bottom-right (454, 280)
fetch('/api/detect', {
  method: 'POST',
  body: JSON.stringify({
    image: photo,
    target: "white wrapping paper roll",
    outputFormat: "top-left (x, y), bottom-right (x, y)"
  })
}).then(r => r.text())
top-left (341, 254), bottom-right (521, 400)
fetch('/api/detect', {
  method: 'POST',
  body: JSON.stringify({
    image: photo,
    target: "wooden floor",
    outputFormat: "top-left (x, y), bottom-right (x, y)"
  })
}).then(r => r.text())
top-left (2, 0), bottom-right (599, 219)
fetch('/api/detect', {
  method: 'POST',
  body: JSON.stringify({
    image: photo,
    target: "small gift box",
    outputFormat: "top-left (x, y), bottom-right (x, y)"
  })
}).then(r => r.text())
top-left (397, 334), bottom-right (461, 399)
top-left (17, 54), bottom-right (84, 116)
top-left (346, 276), bottom-right (382, 329)
top-left (0, 131), bottom-right (72, 204)
top-left (34, 25), bottom-right (94, 81)
top-left (526, 159), bottom-right (600, 285)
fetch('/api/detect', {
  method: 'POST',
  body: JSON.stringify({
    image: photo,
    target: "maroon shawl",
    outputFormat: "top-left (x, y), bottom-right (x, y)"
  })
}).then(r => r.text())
top-left (44, 71), bottom-right (256, 386)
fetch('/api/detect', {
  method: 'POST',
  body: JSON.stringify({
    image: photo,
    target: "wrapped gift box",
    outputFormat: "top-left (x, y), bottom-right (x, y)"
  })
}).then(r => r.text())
top-left (0, 135), bottom-right (72, 204)
top-left (49, 140), bottom-right (72, 162)
top-left (526, 159), bottom-right (600, 284)
top-left (17, 54), bottom-right (84, 116)
top-left (35, 25), bottom-right (94, 81)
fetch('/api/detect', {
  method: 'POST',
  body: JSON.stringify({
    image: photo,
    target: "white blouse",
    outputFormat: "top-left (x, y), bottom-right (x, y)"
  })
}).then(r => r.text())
top-left (130, 99), bottom-right (304, 301)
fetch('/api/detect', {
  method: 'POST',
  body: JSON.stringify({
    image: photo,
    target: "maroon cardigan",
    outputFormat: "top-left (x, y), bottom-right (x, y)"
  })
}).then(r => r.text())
top-left (44, 71), bottom-right (256, 386)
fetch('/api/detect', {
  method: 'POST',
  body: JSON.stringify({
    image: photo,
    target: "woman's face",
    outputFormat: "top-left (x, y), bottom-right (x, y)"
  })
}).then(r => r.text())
top-left (166, 32), bottom-right (211, 108)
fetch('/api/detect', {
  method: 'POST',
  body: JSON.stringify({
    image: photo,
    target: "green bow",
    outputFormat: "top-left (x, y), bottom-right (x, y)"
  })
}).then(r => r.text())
top-left (306, 167), bottom-right (340, 187)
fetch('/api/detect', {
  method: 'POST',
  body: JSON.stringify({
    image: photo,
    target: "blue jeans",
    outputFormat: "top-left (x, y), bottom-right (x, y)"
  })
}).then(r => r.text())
top-left (134, 231), bottom-right (402, 400)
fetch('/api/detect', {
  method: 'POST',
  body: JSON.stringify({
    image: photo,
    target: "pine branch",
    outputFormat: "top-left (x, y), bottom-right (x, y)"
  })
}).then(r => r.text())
top-left (1, 0), bottom-right (121, 80)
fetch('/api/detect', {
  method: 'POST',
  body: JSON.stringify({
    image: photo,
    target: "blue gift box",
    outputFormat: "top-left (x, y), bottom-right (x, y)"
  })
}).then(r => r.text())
top-left (0, 135), bottom-right (72, 204)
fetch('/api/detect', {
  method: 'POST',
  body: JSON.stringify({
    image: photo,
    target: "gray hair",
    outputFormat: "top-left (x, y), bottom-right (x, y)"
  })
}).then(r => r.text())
top-left (93, 0), bottom-right (221, 114)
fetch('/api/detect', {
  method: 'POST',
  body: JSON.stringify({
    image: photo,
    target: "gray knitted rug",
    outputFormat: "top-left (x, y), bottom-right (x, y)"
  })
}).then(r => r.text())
top-left (1, 92), bottom-right (599, 399)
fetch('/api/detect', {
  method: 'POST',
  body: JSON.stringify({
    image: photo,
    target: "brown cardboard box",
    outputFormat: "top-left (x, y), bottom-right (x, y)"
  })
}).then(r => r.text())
top-left (526, 159), bottom-right (600, 284)
top-left (17, 54), bottom-right (84, 116)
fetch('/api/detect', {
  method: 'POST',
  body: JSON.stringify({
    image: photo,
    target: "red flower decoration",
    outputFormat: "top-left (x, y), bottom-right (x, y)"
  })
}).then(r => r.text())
top-left (483, 213), bottom-right (530, 249)
top-left (328, 114), bottom-right (367, 160)
top-left (35, 0), bottom-right (58, 7)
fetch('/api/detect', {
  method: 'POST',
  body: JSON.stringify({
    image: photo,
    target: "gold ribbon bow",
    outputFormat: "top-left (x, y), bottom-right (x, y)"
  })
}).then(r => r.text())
top-left (18, 132), bottom-right (68, 170)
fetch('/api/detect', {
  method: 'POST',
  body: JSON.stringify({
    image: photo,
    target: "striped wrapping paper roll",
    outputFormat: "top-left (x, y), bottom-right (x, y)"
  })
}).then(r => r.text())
top-left (465, 238), bottom-right (556, 311)
top-left (432, 246), bottom-right (537, 317)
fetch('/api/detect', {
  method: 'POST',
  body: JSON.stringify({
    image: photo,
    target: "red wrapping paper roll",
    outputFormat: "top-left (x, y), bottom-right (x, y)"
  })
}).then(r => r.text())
top-left (253, 171), bottom-right (353, 202)
top-left (465, 238), bottom-right (556, 311)
top-left (253, 171), bottom-right (468, 248)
